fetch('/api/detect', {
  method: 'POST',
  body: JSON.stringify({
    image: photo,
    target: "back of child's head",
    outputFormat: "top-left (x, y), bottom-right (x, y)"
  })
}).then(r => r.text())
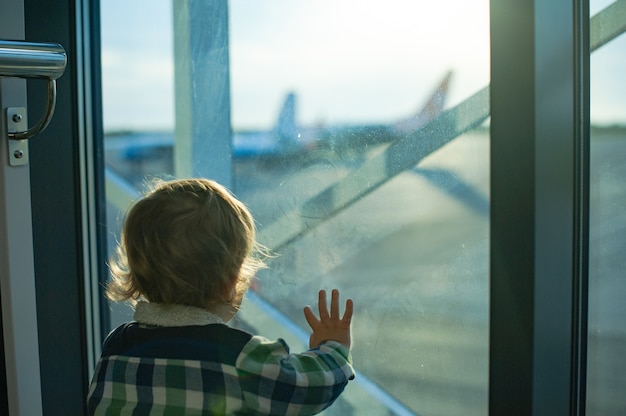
top-left (107, 178), bottom-right (265, 309)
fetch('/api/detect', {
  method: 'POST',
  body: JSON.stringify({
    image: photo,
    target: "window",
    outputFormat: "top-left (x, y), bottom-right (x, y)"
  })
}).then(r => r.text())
top-left (6, 0), bottom-right (618, 413)
top-left (588, 0), bottom-right (626, 413)
top-left (101, 1), bottom-right (490, 414)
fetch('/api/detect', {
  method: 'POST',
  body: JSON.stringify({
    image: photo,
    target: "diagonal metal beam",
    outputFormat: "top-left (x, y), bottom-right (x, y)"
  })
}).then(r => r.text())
top-left (591, 0), bottom-right (626, 51)
top-left (259, 87), bottom-right (489, 250)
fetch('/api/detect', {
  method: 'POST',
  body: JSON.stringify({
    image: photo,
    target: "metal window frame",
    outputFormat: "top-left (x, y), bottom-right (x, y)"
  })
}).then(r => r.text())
top-left (2, 0), bottom-right (597, 413)
top-left (489, 0), bottom-right (589, 413)
top-left (0, 1), bottom-right (45, 415)
top-left (173, 0), bottom-right (233, 187)
top-left (22, 0), bottom-right (106, 413)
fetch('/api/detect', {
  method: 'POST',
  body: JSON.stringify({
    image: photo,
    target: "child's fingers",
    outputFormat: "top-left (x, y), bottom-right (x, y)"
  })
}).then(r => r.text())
top-left (342, 298), bottom-right (354, 323)
top-left (303, 306), bottom-right (319, 329)
top-left (317, 290), bottom-right (330, 321)
top-left (330, 289), bottom-right (340, 320)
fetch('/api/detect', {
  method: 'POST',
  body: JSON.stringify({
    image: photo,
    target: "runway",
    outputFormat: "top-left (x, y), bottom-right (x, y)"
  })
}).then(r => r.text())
top-left (104, 126), bottom-right (625, 415)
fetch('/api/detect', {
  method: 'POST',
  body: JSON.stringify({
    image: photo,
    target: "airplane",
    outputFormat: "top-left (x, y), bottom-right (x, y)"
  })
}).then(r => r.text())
top-left (104, 70), bottom-right (453, 171)
top-left (233, 70), bottom-right (453, 162)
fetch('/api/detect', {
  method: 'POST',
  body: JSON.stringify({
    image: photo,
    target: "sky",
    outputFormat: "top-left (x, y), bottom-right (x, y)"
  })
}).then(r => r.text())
top-left (100, 0), bottom-right (625, 132)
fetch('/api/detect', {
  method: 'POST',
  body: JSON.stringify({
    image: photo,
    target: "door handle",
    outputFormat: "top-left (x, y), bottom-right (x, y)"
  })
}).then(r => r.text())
top-left (0, 40), bottom-right (67, 141)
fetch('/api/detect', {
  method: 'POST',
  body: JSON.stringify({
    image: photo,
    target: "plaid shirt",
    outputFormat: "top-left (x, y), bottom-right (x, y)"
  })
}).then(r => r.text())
top-left (87, 305), bottom-right (354, 415)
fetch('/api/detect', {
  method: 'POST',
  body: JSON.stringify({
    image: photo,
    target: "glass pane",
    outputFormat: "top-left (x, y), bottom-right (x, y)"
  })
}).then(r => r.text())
top-left (101, 1), bottom-right (490, 414)
top-left (588, 1), bottom-right (626, 414)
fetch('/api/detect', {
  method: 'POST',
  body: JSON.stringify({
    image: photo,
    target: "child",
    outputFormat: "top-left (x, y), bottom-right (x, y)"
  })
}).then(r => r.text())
top-left (87, 178), bottom-right (355, 415)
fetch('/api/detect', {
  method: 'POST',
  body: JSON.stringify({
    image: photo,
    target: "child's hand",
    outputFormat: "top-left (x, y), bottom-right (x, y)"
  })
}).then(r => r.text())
top-left (304, 289), bottom-right (353, 349)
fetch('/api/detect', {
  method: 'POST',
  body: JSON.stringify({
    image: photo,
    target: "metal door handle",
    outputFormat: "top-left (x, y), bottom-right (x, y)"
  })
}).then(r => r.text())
top-left (0, 40), bottom-right (67, 140)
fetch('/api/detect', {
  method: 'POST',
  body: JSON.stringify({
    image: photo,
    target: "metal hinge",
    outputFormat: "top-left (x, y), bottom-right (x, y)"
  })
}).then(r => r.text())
top-left (6, 107), bottom-right (28, 166)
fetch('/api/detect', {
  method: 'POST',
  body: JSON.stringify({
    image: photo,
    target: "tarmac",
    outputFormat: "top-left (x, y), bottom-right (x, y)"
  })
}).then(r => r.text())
top-left (104, 127), bottom-right (625, 415)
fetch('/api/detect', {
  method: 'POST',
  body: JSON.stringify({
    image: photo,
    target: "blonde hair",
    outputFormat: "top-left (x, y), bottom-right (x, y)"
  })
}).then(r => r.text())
top-left (107, 178), bottom-right (266, 309)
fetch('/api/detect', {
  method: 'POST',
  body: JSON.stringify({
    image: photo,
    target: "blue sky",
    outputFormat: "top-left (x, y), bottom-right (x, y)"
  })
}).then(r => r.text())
top-left (100, 0), bottom-right (625, 131)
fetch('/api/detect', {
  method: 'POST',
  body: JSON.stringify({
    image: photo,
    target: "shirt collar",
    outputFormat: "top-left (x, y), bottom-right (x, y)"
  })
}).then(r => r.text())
top-left (134, 300), bottom-right (224, 327)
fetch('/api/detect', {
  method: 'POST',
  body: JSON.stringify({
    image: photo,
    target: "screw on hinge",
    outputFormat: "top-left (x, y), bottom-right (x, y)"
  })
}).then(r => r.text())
top-left (12, 113), bottom-right (23, 123)
top-left (14, 149), bottom-right (24, 159)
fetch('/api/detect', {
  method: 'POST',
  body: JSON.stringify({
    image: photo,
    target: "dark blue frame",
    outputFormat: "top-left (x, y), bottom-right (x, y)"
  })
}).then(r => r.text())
top-left (23, 0), bottom-right (106, 413)
top-left (490, 0), bottom-right (589, 413)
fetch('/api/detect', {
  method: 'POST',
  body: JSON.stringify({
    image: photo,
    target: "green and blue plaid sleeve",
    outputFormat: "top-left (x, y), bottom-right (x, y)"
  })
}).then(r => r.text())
top-left (236, 336), bottom-right (355, 415)
top-left (87, 355), bottom-right (248, 415)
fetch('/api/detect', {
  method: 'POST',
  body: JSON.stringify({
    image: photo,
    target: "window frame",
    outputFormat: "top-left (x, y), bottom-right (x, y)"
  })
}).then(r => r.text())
top-left (1, 0), bottom-right (596, 413)
top-left (489, 0), bottom-right (589, 413)
top-left (22, 0), bottom-right (106, 413)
